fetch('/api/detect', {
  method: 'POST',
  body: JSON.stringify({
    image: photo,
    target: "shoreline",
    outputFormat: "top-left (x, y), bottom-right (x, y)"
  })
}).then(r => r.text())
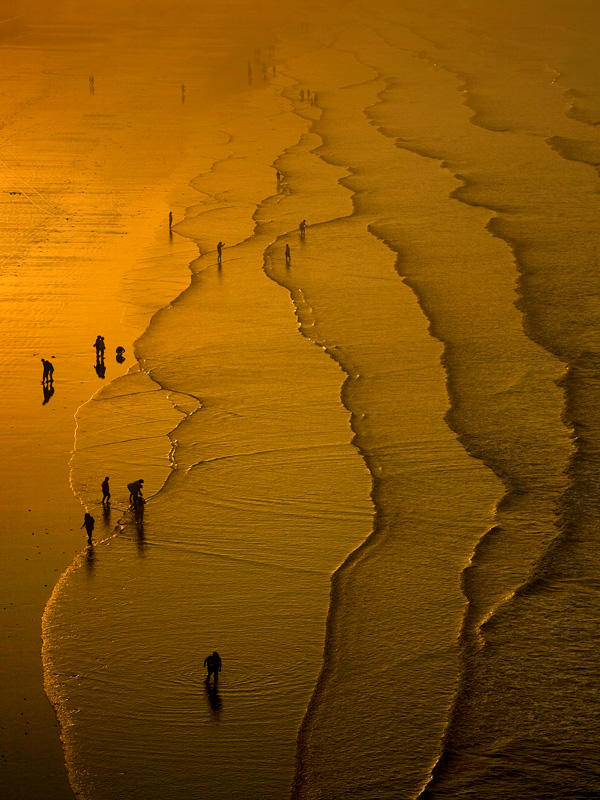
top-left (0, 10), bottom-right (268, 794)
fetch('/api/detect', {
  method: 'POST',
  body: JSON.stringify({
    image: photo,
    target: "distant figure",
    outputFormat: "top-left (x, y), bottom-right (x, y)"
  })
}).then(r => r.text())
top-left (300, 88), bottom-right (305, 101)
top-left (276, 170), bottom-right (281, 185)
top-left (285, 243), bottom-right (291, 265)
top-left (169, 211), bottom-right (173, 230)
top-left (306, 89), bottom-right (311, 101)
top-left (82, 512), bottom-right (95, 541)
top-left (181, 84), bottom-right (185, 104)
top-left (204, 650), bottom-right (222, 683)
top-left (41, 358), bottom-right (54, 384)
top-left (116, 346), bottom-right (125, 364)
top-left (217, 241), bottom-right (224, 264)
top-left (94, 335), bottom-right (105, 362)
top-left (89, 75), bottom-right (94, 94)
top-left (128, 479), bottom-right (144, 504)
top-left (299, 219), bottom-right (306, 238)
top-left (272, 64), bottom-right (276, 76)
top-left (101, 477), bottom-right (111, 504)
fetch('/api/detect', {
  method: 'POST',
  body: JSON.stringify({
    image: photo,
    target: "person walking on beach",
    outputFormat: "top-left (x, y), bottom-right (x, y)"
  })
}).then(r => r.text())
top-left (41, 358), bottom-right (54, 384)
top-left (285, 243), bottom-right (291, 265)
top-left (82, 512), bottom-right (95, 542)
top-left (101, 477), bottom-right (111, 504)
top-left (276, 170), bottom-right (281, 185)
top-left (128, 479), bottom-right (144, 505)
top-left (204, 650), bottom-right (222, 683)
top-left (217, 241), bottom-right (224, 264)
top-left (169, 211), bottom-right (173, 230)
top-left (94, 335), bottom-right (105, 363)
top-left (299, 219), bottom-right (306, 238)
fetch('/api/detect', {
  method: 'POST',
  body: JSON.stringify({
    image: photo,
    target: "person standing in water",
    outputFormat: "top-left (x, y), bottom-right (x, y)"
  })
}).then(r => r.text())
top-left (128, 479), bottom-right (144, 504)
top-left (101, 477), bottom-right (111, 504)
top-left (217, 241), bottom-right (224, 264)
top-left (204, 651), bottom-right (222, 683)
top-left (285, 243), bottom-right (291, 265)
top-left (82, 512), bottom-right (95, 542)
top-left (299, 219), bottom-right (306, 238)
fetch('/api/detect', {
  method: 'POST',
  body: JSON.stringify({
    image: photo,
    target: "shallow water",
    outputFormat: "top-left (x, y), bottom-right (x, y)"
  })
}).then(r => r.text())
top-left (38, 1), bottom-right (600, 798)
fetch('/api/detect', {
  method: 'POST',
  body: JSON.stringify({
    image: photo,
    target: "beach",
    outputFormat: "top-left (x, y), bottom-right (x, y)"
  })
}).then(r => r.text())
top-left (3, 1), bottom-right (600, 798)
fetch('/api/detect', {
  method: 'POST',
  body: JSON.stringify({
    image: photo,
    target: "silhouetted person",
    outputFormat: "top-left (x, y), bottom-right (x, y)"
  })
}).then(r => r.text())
top-left (300, 89), bottom-right (305, 101)
top-left (41, 358), bottom-right (54, 384)
top-left (82, 512), bottom-right (95, 542)
top-left (101, 477), bottom-right (111, 504)
top-left (204, 650), bottom-right (222, 683)
top-left (94, 335), bottom-right (105, 362)
top-left (42, 383), bottom-right (54, 405)
top-left (116, 346), bottom-right (125, 363)
top-left (285, 243), bottom-right (291, 265)
top-left (217, 241), bottom-right (224, 264)
top-left (181, 84), bottom-right (185, 103)
top-left (306, 89), bottom-right (311, 101)
top-left (276, 170), bottom-right (281, 184)
top-left (89, 75), bottom-right (94, 94)
top-left (128, 479), bottom-right (144, 504)
top-left (169, 212), bottom-right (173, 230)
top-left (299, 219), bottom-right (306, 238)
top-left (95, 361), bottom-right (106, 379)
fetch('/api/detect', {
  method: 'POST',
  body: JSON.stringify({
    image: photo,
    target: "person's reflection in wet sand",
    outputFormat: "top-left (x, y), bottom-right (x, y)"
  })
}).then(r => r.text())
top-left (84, 542), bottom-right (96, 575)
top-left (42, 383), bottom-right (55, 405)
top-left (205, 682), bottom-right (222, 717)
top-left (102, 502), bottom-right (111, 523)
top-left (95, 360), bottom-right (106, 379)
top-left (136, 519), bottom-right (146, 557)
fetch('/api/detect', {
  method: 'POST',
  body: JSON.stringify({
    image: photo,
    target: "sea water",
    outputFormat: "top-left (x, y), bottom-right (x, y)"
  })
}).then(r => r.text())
top-left (43, 1), bottom-right (600, 798)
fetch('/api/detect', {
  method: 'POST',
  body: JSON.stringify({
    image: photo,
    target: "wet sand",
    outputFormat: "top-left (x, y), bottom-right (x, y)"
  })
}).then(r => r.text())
top-left (0, 5), bottom-right (270, 795)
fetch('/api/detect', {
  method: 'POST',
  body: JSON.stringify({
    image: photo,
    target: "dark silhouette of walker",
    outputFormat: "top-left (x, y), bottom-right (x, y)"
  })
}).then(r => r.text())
top-left (82, 512), bottom-right (95, 542)
top-left (94, 335), bottom-right (105, 363)
top-left (41, 358), bottom-right (54, 384)
top-left (299, 219), bottom-right (306, 238)
top-left (204, 651), bottom-right (222, 684)
top-left (285, 243), bottom-right (291, 265)
top-left (128, 479), bottom-right (144, 504)
top-left (217, 241), bottom-right (224, 264)
top-left (101, 477), bottom-right (111, 504)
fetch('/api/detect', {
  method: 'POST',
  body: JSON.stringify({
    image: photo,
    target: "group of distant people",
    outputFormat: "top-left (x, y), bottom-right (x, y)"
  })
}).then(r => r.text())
top-left (299, 88), bottom-right (316, 105)
top-left (82, 477), bottom-right (145, 541)
top-left (82, 482), bottom-right (222, 687)
top-left (40, 337), bottom-right (126, 388)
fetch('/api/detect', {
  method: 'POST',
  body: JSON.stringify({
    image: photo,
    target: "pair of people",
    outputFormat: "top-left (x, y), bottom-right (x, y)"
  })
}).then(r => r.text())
top-left (41, 358), bottom-right (54, 383)
top-left (204, 651), bottom-right (222, 684)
